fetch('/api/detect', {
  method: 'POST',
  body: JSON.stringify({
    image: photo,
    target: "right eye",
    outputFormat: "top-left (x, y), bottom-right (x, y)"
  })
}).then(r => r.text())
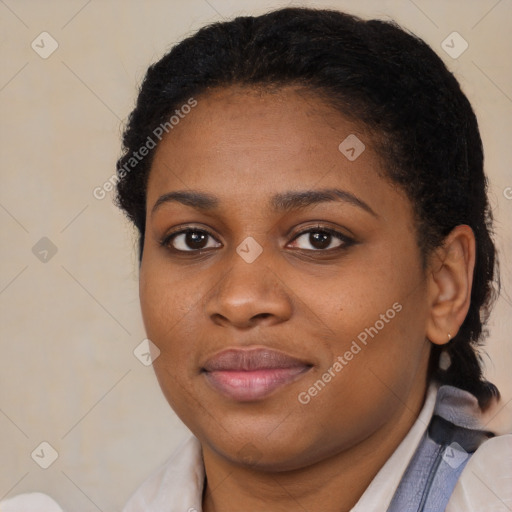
top-left (160, 227), bottom-right (222, 253)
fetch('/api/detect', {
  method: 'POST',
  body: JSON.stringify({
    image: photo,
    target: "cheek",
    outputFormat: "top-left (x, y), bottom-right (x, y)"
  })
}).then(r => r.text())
top-left (139, 258), bottom-right (205, 423)
top-left (329, 289), bottom-right (429, 420)
top-left (303, 252), bottom-right (422, 348)
top-left (138, 257), bottom-right (204, 401)
top-left (139, 256), bottom-right (194, 340)
top-left (313, 246), bottom-right (429, 393)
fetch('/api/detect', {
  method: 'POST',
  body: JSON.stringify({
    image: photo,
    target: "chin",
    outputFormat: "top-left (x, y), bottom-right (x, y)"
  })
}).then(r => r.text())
top-left (199, 418), bottom-right (331, 472)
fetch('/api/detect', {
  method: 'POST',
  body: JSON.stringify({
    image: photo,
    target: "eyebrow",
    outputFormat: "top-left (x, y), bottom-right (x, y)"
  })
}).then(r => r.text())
top-left (151, 188), bottom-right (377, 217)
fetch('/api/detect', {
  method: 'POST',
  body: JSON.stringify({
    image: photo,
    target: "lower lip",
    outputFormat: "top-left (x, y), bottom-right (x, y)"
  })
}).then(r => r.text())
top-left (204, 367), bottom-right (310, 401)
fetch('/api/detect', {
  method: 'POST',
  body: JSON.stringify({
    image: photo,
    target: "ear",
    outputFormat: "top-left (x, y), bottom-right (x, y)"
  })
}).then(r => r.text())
top-left (425, 225), bottom-right (476, 346)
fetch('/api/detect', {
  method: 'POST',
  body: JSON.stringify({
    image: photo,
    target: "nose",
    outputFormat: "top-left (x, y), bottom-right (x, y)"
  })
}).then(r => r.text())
top-left (204, 250), bottom-right (293, 330)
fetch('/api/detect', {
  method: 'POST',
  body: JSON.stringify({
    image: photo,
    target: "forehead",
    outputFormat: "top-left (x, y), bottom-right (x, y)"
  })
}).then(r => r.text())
top-left (146, 85), bottom-right (405, 217)
top-left (156, 86), bottom-right (347, 161)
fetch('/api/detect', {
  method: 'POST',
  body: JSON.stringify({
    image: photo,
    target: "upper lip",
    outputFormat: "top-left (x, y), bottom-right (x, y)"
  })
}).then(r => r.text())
top-left (202, 347), bottom-right (311, 372)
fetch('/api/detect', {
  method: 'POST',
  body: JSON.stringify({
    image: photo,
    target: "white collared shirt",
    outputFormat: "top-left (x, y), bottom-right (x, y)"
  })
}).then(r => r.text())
top-left (2, 383), bottom-right (510, 511)
top-left (121, 382), bottom-right (511, 511)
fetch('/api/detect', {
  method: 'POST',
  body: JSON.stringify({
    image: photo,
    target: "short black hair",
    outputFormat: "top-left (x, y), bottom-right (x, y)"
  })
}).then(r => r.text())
top-left (115, 7), bottom-right (500, 409)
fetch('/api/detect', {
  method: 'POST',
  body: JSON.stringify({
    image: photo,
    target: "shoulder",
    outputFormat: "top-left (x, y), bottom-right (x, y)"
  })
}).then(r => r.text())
top-left (0, 492), bottom-right (63, 512)
top-left (446, 434), bottom-right (512, 512)
top-left (122, 434), bottom-right (204, 512)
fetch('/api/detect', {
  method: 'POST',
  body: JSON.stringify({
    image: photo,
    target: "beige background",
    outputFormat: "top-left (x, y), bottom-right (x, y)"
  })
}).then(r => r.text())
top-left (1, 0), bottom-right (511, 510)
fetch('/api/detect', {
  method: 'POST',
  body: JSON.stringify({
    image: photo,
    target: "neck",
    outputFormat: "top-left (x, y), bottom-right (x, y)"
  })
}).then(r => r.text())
top-left (202, 380), bottom-right (428, 512)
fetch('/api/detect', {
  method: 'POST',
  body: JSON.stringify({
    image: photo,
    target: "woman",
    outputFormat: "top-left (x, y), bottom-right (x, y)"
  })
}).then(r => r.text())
top-left (2, 6), bottom-right (508, 512)
top-left (115, 6), bottom-right (510, 512)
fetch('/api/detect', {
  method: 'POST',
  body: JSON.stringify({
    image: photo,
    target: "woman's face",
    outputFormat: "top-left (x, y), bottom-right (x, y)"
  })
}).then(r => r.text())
top-left (140, 86), bottom-right (432, 470)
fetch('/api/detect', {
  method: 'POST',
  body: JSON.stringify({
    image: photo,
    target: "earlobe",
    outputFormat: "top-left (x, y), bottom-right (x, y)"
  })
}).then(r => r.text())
top-left (425, 225), bottom-right (476, 346)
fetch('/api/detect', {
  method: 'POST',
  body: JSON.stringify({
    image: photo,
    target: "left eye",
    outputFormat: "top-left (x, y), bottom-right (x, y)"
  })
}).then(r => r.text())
top-left (287, 227), bottom-right (352, 251)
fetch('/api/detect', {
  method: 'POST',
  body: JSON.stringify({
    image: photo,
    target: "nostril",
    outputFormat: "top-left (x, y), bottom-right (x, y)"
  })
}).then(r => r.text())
top-left (254, 313), bottom-right (271, 320)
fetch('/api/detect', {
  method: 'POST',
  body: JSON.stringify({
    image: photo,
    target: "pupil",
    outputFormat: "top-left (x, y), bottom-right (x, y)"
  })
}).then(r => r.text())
top-left (187, 231), bottom-right (207, 249)
top-left (311, 231), bottom-right (330, 249)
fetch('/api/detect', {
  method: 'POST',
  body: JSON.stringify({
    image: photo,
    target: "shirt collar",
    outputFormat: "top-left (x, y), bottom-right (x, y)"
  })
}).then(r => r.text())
top-left (350, 381), bottom-right (439, 511)
top-left (124, 382), bottom-right (440, 512)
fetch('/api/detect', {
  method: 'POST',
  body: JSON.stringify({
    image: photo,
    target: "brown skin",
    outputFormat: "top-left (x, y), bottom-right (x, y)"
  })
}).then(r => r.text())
top-left (139, 86), bottom-right (475, 511)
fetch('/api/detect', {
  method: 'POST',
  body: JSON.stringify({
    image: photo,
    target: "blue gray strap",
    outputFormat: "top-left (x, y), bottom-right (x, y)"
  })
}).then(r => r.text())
top-left (387, 415), bottom-right (493, 512)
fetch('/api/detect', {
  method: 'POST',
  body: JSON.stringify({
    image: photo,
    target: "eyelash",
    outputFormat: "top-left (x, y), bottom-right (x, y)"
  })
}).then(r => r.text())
top-left (160, 225), bottom-right (355, 254)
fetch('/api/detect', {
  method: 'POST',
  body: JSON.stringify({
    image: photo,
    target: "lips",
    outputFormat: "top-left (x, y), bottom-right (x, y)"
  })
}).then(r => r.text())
top-left (202, 348), bottom-right (312, 401)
